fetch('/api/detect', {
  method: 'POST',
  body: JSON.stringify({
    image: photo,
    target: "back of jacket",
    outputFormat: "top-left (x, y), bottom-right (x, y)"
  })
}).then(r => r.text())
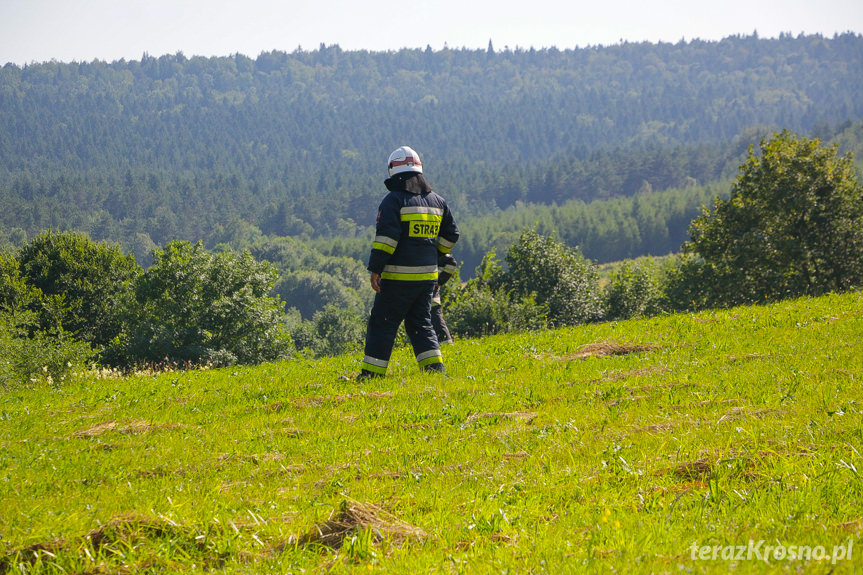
top-left (367, 175), bottom-right (459, 282)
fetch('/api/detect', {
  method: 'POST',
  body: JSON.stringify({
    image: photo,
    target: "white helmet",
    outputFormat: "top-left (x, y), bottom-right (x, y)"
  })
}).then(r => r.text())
top-left (387, 146), bottom-right (423, 176)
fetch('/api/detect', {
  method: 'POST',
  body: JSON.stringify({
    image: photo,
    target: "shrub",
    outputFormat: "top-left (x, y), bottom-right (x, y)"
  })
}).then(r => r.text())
top-left (686, 130), bottom-right (863, 306)
top-left (504, 229), bottom-right (604, 326)
top-left (276, 270), bottom-right (365, 321)
top-left (445, 250), bottom-right (548, 338)
top-left (120, 241), bottom-right (293, 367)
top-left (0, 310), bottom-right (94, 388)
top-left (446, 284), bottom-right (547, 338)
top-left (14, 230), bottom-right (138, 348)
top-left (603, 259), bottom-right (667, 320)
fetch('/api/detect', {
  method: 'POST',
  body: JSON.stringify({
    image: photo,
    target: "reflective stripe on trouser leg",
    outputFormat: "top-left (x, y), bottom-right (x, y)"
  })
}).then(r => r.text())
top-left (363, 280), bottom-right (436, 375)
top-left (362, 288), bottom-right (405, 375)
top-left (416, 349), bottom-right (443, 368)
top-left (361, 355), bottom-right (389, 375)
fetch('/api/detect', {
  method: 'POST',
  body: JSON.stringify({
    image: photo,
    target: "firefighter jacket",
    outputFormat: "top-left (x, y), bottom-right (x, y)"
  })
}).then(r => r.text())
top-left (367, 173), bottom-right (459, 282)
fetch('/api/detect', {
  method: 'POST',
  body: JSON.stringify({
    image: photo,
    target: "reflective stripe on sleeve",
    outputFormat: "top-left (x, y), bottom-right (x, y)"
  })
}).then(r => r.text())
top-left (372, 235), bottom-right (398, 254)
top-left (437, 236), bottom-right (456, 253)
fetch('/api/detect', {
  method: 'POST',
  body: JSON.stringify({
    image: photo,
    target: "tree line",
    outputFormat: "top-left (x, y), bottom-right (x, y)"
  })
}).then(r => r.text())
top-left (2, 132), bottom-right (861, 386)
top-left (434, 131), bottom-right (863, 335)
top-left (1, 33), bottom-right (861, 265)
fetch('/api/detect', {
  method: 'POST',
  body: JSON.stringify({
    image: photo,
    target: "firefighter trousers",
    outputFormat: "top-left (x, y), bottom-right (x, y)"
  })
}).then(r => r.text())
top-left (431, 303), bottom-right (453, 344)
top-left (361, 280), bottom-right (443, 375)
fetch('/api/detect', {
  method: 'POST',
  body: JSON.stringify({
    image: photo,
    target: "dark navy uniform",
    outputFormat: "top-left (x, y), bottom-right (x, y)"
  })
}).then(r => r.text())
top-left (361, 171), bottom-right (459, 376)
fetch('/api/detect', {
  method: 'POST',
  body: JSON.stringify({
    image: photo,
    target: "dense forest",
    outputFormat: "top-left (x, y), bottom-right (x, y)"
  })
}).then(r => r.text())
top-left (1, 33), bottom-right (862, 271)
top-left (2, 33), bottom-right (863, 375)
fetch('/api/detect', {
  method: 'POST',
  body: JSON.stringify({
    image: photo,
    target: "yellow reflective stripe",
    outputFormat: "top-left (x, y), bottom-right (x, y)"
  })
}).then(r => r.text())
top-left (372, 235), bottom-right (398, 254)
top-left (401, 206), bottom-right (443, 216)
top-left (362, 356), bottom-right (388, 374)
top-left (381, 271), bottom-right (438, 281)
top-left (381, 265), bottom-right (437, 280)
top-left (401, 213), bottom-right (443, 222)
top-left (363, 355), bottom-right (388, 367)
top-left (417, 354), bottom-right (443, 368)
top-left (384, 264), bottom-right (437, 274)
top-left (372, 241), bottom-right (396, 254)
top-left (416, 349), bottom-right (442, 362)
top-left (374, 235), bottom-right (398, 248)
top-left (437, 236), bottom-right (456, 250)
top-left (361, 361), bottom-right (388, 375)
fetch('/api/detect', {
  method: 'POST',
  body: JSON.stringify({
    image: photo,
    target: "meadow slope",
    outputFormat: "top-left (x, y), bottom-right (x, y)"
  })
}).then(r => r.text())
top-left (1, 292), bottom-right (861, 573)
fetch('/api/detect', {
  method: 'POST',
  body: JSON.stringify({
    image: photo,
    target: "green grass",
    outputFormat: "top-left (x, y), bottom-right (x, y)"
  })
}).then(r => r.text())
top-left (1, 292), bottom-right (861, 573)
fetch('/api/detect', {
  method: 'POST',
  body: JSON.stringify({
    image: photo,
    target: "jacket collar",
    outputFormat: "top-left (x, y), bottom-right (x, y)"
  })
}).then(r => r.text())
top-left (384, 173), bottom-right (432, 195)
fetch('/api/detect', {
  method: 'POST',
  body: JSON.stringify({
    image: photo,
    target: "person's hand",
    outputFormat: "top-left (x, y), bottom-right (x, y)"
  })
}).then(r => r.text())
top-left (370, 272), bottom-right (382, 293)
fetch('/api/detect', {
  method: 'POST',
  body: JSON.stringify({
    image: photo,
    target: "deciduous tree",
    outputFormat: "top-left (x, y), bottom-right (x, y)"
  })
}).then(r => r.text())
top-left (123, 241), bottom-right (293, 366)
top-left (686, 130), bottom-right (863, 305)
top-left (504, 229), bottom-right (603, 326)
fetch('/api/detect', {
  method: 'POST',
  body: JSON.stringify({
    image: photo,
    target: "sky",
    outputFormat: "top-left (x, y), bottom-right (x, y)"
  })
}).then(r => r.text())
top-left (1, 0), bottom-right (862, 65)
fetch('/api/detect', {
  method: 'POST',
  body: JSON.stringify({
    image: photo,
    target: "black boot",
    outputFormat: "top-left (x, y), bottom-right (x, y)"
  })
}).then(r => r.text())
top-left (422, 363), bottom-right (446, 375)
top-left (356, 369), bottom-right (383, 381)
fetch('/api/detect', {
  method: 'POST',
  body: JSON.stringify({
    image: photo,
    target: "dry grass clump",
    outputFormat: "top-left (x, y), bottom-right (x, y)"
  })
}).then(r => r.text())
top-left (671, 458), bottom-right (713, 480)
top-left (630, 422), bottom-right (675, 433)
top-left (605, 395), bottom-right (650, 407)
top-left (73, 419), bottom-right (183, 438)
top-left (663, 398), bottom-right (739, 411)
top-left (561, 341), bottom-right (660, 361)
top-left (0, 514), bottom-right (188, 572)
top-left (726, 353), bottom-right (770, 362)
top-left (595, 366), bottom-right (671, 382)
top-left (717, 407), bottom-right (781, 423)
top-left (290, 391), bottom-right (395, 408)
top-left (838, 518), bottom-right (863, 532)
top-left (464, 411), bottom-right (537, 424)
top-left (297, 500), bottom-right (427, 550)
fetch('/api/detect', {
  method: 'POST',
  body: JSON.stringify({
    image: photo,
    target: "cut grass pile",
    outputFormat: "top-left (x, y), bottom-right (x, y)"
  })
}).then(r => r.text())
top-left (0, 292), bottom-right (861, 573)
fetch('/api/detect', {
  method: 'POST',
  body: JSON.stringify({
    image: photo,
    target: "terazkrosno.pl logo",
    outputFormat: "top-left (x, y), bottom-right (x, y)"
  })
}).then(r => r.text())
top-left (690, 539), bottom-right (854, 565)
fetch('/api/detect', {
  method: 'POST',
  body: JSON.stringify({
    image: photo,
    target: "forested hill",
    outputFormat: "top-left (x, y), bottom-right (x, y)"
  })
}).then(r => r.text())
top-left (1, 33), bottom-right (862, 259)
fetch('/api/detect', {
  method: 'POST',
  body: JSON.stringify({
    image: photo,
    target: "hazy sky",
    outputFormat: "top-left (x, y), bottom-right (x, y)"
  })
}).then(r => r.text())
top-left (1, 0), bottom-right (862, 65)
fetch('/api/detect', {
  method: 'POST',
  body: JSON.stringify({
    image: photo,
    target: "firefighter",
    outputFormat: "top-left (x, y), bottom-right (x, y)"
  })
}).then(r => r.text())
top-left (432, 253), bottom-right (458, 344)
top-left (358, 146), bottom-right (459, 379)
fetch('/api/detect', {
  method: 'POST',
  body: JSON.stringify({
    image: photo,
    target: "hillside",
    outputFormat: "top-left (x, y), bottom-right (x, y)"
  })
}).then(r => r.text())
top-left (1, 291), bottom-right (860, 573)
top-left (1, 33), bottom-right (862, 259)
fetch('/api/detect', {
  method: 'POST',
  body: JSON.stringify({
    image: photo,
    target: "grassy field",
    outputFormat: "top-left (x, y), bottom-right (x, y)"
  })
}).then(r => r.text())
top-left (1, 291), bottom-right (861, 574)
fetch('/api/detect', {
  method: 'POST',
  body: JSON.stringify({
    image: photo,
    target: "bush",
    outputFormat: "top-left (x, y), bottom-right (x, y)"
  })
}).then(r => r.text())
top-left (445, 250), bottom-right (548, 338)
top-left (446, 284), bottom-right (547, 338)
top-left (603, 259), bottom-right (667, 320)
top-left (291, 305), bottom-right (366, 358)
top-left (0, 251), bottom-right (43, 314)
top-left (659, 254), bottom-right (719, 312)
top-left (119, 241), bottom-right (293, 367)
top-left (14, 230), bottom-right (138, 348)
top-left (686, 130), bottom-right (863, 306)
top-left (0, 310), bottom-right (94, 388)
top-left (276, 270), bottom-right (365, 321)
top-left (504, 229), bottom-right (604, 326)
